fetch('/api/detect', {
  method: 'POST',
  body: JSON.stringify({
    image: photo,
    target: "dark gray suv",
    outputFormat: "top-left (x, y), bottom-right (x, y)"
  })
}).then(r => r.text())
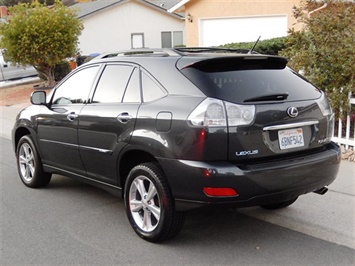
top-left (12, 48), bottom-right (341, 242)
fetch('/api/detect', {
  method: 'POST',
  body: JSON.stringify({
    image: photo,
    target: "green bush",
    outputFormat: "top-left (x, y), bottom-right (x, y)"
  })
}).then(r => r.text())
top-left (38, 60), bottom-right (71, 84)
top-left (220, 37), bottom-right (287, 55)
top-left (53, 61), bottom-right (71, 82)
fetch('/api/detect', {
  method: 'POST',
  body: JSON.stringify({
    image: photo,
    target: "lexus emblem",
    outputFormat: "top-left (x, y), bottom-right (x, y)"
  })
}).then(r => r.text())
top-left (287, 107), bottom-right (299, 118)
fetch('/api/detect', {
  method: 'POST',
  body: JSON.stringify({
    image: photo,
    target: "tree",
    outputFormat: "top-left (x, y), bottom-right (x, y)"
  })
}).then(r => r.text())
top-left (0, 0), bottom-right (55, 7)
top-left (0, 0), bottom-right (83, 86)
top-left (281, 0), bottom-right (355, 117)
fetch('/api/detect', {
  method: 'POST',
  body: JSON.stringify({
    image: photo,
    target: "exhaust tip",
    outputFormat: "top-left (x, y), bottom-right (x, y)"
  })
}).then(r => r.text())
top-left (313, 187), bottom-right (328, 195)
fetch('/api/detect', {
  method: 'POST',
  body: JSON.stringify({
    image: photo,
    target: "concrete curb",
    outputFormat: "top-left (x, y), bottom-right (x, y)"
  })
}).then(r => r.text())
top-left (0, 77), bottom-right (41, 89)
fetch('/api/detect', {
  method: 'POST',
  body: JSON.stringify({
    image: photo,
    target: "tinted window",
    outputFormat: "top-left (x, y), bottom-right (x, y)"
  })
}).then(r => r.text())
top-left (180, 57), bottom-right (321, 103)
top-left (122, 68), bottom-right (141, 103)
top-left (142, 72), bottom-right (166, 102)
top-left (93, 65), bottom-right (134, 103)
top-left (52, 66), bottom-right (99, 105)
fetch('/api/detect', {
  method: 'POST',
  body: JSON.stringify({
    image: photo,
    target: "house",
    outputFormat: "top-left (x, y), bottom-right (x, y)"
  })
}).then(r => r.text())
top-left (72, 0), bottom-right (184, 55)
top-left (168, 0), bottom-right (303, 47)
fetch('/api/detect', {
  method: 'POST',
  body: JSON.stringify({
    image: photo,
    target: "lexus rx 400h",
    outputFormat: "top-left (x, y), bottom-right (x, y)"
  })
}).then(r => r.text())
top-left (13, 48), bottom-right (341, 242)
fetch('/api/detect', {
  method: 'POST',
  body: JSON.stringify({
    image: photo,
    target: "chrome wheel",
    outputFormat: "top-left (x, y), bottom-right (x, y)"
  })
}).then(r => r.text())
top-left (18, 142), bottom-right (35, 182)
top-left (129, 175), bottom-right (161, 232)
top-left (16, 135), bottom-right (51, 188)
top-left (125, 163), bottom-right (185, 242)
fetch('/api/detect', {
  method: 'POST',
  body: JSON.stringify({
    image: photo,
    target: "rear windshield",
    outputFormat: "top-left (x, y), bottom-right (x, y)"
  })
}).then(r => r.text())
top-left (180, 57), bottom-right (321, 103)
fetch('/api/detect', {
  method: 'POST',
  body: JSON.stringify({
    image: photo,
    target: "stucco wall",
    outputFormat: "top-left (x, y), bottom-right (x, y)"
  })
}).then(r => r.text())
top-left (78, 1), bottom-right (184, 54)
top-left (183, 0), bottom-right (303, 46)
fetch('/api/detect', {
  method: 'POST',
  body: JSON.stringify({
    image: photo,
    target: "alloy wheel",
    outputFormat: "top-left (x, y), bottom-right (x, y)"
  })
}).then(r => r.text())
top-left (128, 175), bottom-right (161, 232)
top-left (18, 143), bottom-right (35, 182)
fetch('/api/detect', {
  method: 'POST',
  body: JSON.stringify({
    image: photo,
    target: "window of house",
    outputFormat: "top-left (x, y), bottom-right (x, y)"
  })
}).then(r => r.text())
top-left (161, 32), bottom-right (172, 48)
top-left (93, 65), bottom-right (134, 103)
top-left (173, 31), bottom-right (183, 47)
top-left (161, 31), bottom-right (183, 48)
top-left (132, 33), bottom-right (144, 49)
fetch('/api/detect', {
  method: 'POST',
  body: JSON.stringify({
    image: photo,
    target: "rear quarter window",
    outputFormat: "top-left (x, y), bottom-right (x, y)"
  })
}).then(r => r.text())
top-left (142, 71), bottom-right (167, 102)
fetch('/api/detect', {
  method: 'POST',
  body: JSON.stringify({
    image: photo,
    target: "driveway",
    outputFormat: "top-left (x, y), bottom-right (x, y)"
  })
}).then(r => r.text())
top-left (1, 79), bottom-right (354, 257)
top-left (0, 78), bottom-right (49, 107)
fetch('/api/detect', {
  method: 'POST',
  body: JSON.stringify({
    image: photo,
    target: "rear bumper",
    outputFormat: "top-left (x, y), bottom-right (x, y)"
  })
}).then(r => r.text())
top-left (159, 142), bottom-right (341, 211)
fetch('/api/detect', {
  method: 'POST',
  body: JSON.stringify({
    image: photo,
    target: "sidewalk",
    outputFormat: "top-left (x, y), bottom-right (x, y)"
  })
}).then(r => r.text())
top-left (0, 78), bottom-right (48, 140)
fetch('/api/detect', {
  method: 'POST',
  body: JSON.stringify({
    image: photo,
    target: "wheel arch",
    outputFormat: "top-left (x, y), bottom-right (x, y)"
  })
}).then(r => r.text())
top-left (13, 127), bottom-right (32, 151)
top-left (118, 149), bottom-right (160, 197)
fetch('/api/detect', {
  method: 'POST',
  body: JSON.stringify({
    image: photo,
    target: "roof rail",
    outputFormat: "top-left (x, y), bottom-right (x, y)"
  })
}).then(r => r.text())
top-left (93, 49), bottom-right (180, 60)
top-left (90, 47), bottom-right (261, 62)
top-left (120, 49), bottom-right (178, 57)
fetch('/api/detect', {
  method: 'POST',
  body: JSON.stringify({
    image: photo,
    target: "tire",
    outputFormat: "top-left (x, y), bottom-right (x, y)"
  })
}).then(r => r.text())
top-left (16, 135), bottom-right (51, 188)
top-left (124, 162), bottom-right (185, 242)
top-left (260, 197), bottom-right (298, 210)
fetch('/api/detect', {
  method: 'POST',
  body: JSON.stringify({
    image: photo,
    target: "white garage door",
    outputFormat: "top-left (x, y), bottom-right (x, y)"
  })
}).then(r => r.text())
top-left (200, 15), bottom-right (288, 47)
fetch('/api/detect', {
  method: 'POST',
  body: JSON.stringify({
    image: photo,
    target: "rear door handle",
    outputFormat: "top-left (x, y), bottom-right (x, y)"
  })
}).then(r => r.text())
top-left (117, 113), bottom-right (132, 124)
top-left (67, 112), bottom-right (78, 121)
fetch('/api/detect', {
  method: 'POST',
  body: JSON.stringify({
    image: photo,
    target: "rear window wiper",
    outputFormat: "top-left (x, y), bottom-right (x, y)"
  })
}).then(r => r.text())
top-left (244, 93), bottom-right (289, 102)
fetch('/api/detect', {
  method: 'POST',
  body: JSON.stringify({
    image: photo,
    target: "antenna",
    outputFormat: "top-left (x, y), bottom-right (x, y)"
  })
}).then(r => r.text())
top-left (248, 36), bottom-right (261, 54)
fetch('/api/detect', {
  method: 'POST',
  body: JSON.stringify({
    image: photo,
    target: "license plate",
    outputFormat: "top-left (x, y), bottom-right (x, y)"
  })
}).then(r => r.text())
top-left (278, 128), bottom-right (304, 150)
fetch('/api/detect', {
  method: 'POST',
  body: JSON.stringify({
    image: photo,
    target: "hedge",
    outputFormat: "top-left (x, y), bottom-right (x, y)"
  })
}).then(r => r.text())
top-left (220, 36), bottom-right (287, 56)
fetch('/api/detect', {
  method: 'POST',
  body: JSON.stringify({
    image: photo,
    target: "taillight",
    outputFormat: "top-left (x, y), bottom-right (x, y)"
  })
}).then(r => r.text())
top-left (188, 98), bottom-right (255, 127)
top-left (188, 98), bottom-right (226, 127)
top-left (315, 92), bottom-right (334, 141)
top-left (328, 114), bottom-right (335, 140)
top-left (315, 92), bottom-right (332, 116)
top-left (225, 102), bottom-right (255, 126)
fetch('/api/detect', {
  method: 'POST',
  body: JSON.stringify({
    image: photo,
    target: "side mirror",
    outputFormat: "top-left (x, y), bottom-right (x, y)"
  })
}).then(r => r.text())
top-left (31, 91), bottom-right (47, 105)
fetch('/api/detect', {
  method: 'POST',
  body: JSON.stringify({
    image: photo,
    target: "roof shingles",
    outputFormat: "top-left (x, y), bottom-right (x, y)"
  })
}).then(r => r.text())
top-left (72, 0), bottom-right (181, 18)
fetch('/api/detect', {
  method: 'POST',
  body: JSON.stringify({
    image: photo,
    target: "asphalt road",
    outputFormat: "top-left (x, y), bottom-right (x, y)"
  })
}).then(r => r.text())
top-left (1, 137), bottom-right (354, 265)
